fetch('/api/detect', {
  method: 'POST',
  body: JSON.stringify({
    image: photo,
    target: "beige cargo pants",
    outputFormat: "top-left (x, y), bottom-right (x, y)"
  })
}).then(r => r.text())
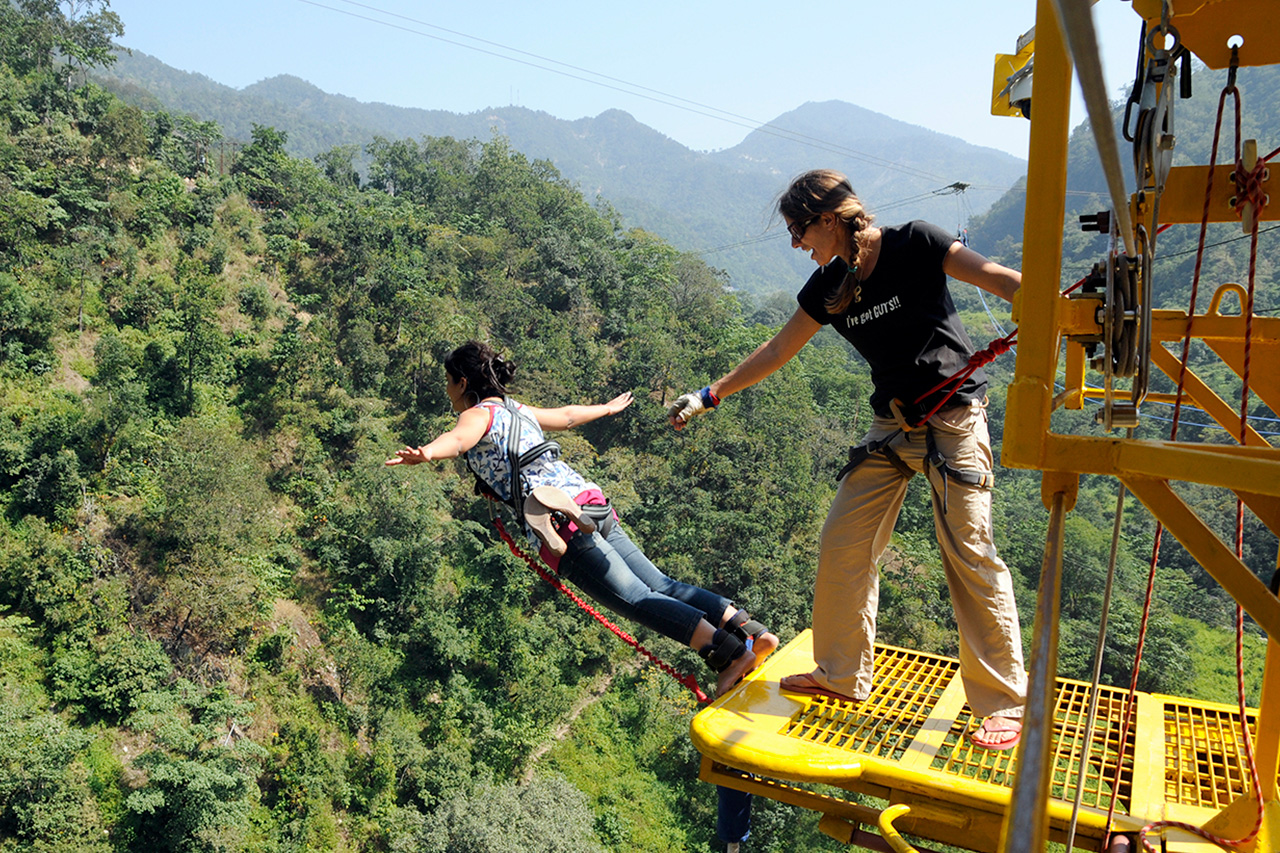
top-left (810, 399), bottom-right (1027, 718)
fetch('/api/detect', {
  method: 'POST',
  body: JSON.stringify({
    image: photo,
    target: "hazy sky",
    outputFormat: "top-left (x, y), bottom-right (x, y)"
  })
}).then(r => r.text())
top-left (106, 0), bottom-right (1145, 159)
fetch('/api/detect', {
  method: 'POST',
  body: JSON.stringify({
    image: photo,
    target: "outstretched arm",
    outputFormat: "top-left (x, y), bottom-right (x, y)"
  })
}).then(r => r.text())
top-left (670, 308), bottom-right (821, 430)
top-left (943, 242), bottom-right (1021, 303)
top-left (524, 391), bottom-right (634, 432)
top-left (385, 406), bottom-right (490, 465)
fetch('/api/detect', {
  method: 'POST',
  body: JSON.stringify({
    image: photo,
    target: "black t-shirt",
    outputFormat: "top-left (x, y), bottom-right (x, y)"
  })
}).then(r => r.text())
top-left (796, 221), bottom-right (986, 418)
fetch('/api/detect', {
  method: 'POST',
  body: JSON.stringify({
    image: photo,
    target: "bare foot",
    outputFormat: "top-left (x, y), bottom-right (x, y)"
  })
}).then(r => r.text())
top-left (715, 648), bottom-right (760, 698)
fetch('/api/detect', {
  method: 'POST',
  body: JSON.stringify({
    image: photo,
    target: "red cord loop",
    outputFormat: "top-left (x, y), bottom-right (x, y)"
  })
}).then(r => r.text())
top-left (1232, 153), bottom-right (1273, 221)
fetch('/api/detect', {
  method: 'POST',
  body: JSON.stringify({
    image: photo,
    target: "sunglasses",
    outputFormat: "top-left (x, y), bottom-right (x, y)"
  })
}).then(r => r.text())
top-left (787, 214), bottom-right (820, 243)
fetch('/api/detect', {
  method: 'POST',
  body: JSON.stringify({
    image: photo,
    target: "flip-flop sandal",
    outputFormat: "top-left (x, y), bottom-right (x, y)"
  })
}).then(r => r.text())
top-left (779, 672), bottom-right (858, 704)
top-left (969, 717), bottom-right (1022, 751)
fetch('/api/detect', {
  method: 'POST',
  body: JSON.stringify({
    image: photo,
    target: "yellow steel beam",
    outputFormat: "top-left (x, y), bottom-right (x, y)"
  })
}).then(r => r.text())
top-left (700, 758), bottom-right (883, 826)
top-left (1030, 434), bottom-right (1280, 497)
top-left (1128, 691), bottom-right (1172, 825)
top-left (1122, 476), bottom-right (1280, 640)
top-left (1151, 312), bottom-right (1280, 346)
top-left (1148, 344), bottom-right (1271, 446)
top-left (1237, 491), bottom-right (1280, 540)
top-left (1259, 635), bottom-right (1279, 801)
top-left (1061, 341), bottom-right (1088, 409)
top-left (1004, 0), bottom-right (1074, 473)
top-left (1203, 338), bottom-right (1280, 423)
top-left (1146, 165), bottom-right (1278, 226)
top-left (1056, 308), bottom-right (1280, 346)
top-left (1131, 0), bottom-right (1280, 69)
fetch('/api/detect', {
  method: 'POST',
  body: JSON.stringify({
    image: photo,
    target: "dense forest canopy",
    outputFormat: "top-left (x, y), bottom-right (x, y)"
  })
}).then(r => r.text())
top-left (0, 3), bottom-right (1274, 852)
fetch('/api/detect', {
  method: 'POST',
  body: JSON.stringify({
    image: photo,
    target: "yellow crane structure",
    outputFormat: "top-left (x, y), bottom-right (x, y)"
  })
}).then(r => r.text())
top-left (689, 2), bottom-right (1280, 851)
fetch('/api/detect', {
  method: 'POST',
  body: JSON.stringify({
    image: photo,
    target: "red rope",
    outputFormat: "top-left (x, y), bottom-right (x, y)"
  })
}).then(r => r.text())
top-left (1102, 87), bottom-right (1234, 846)
top-left (1134, 84), bottom-right (1265, 853)
top-left (491, 517), bottom-right (711, 704)
top-left (1095, 79), bottom-right (1265, 853)
top-left (910, 330), bottom-right (1017, 426)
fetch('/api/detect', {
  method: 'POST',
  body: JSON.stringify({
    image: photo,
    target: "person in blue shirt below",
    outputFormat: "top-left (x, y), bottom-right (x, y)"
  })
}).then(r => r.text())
top-left (387, 341), bottom-right (778, 698)
top-left (669, 170), bottom-right (1027, 750)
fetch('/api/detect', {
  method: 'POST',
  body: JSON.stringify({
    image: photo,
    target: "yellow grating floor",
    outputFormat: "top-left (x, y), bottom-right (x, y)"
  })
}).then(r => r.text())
top-left (782, 647), bottom-right (958, 761)
top-left (926, 679), bottom-right (1135, 811)
top-left (1162, 702), bottom-right (1260, 810)
top-left (692, 631), bottom-right (1270, 842)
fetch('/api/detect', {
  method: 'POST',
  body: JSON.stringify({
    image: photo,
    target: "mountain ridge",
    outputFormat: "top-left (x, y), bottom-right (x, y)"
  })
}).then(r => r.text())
top-left (98, 47), bottom-right (1030, 294)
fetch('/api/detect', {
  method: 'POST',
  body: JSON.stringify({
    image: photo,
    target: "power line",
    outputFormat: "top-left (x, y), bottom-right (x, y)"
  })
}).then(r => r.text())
top-left (295, 0), bottom-right (951, 183)
top-left (694, 182), bottom-right (987, 256)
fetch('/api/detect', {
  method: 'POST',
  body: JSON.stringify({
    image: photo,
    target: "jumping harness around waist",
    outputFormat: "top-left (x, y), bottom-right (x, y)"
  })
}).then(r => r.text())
top-left (833, 399), bottom-right (994, 514)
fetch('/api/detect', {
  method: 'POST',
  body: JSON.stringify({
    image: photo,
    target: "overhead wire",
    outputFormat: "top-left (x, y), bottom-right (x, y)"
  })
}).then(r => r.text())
top-left (295, 0), bottom-right (951, 183)
top-left (314, 0), bottom-right (1280, 436)
top-left (694, 182), bottom-right (992, 256)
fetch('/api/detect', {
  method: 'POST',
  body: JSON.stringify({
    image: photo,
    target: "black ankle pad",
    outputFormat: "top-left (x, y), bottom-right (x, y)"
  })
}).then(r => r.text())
top-left (725, 609), bottom-right (767, 642)
top-left (699, 628), bottom-right (745, 672)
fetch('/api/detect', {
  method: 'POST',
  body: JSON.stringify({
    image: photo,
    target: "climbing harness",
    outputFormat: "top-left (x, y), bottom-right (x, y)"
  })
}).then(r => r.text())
top-left (467, 396), bottom-right (615, 538)
top-left (833, 331), bottom-right (1014, 514)
top-left (492, 516), bottom-right (710, 704)
top-left (466, 396), bottom-right (560, 524)
top-left (476, 398), bottom-right (715, 704)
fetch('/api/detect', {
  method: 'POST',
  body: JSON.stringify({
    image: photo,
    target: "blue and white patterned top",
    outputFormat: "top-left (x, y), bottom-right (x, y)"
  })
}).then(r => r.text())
top-left (466, 400), bottom-right (595, 544)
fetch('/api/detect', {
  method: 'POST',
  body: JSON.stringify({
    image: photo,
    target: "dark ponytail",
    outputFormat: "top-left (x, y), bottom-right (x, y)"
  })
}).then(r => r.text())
top-left (443, 341), bottom-right (516, 404)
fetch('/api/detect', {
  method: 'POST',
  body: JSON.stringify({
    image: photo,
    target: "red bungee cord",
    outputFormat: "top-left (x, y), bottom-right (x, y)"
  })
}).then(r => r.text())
top-left (492, 517), bottom-right (711, 705)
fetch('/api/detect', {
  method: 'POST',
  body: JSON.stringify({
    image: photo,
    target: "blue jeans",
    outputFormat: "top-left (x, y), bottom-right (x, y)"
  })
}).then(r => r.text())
top-left (557, 520), bottom-right (731, 646)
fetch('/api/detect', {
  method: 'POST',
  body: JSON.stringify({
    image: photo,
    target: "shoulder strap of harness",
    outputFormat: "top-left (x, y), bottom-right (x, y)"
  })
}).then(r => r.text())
top-left (500, 397), bottom-right (561, 525)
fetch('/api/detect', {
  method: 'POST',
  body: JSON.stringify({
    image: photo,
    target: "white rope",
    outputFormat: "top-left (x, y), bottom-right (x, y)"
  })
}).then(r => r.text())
top-left (1063, 466), bottom-right (1129, 852)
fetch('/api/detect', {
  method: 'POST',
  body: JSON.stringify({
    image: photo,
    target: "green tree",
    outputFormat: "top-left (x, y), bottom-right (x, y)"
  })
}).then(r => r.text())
top-left (122, 684), bottom-right (266, 853)
top-left (172, 265), bottom-right (228, 414)
top-left (416, 776), bottom-right (605, 853)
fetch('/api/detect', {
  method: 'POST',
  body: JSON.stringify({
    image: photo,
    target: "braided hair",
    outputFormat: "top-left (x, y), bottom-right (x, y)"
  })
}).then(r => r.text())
top-left (778, 169), bottom-right (876, 314)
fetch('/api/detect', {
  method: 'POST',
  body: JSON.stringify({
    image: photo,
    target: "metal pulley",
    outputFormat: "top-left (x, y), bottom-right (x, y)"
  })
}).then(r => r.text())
top-left (1132, 24), bottom-right (1180, 196)
top-left (1070, 211), bottom-right (1147, 431)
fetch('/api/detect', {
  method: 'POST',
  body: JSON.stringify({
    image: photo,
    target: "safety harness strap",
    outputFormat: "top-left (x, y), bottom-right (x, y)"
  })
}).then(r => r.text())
top-left (924, 428), bottom-right (993, 515)
top-left (835, 429), bottom-right (905, 482)
top-left (494, 397), bottom-right (561, 525)
top-left (834, 423), bottom-right (993, 514)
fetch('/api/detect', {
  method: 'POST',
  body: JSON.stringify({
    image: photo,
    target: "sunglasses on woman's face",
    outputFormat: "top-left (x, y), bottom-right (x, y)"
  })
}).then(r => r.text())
top-left (787, 214), bottom-right (820, 242)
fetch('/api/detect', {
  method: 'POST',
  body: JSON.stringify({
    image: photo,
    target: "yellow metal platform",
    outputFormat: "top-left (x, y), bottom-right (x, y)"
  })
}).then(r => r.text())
top-left (693, 632), bottom-right (1269, 852)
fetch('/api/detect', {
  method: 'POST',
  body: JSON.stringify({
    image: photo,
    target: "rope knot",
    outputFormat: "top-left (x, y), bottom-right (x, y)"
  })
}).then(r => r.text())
top-left (1232, 155), bottom-right (1271, 220)
top-left (968, 334), bottom-right (1017, 368)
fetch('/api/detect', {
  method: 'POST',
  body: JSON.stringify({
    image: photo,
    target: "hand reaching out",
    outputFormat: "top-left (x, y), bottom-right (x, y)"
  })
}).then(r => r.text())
top-left (385, 446), bottom-right (431, 466)
top-left (603, 391), bottom-right (634, 415)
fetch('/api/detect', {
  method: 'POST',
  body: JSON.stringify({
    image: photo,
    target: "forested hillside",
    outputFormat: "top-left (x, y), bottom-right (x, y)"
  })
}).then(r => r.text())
top-left (0, 3), bottom-right (1272, 853)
